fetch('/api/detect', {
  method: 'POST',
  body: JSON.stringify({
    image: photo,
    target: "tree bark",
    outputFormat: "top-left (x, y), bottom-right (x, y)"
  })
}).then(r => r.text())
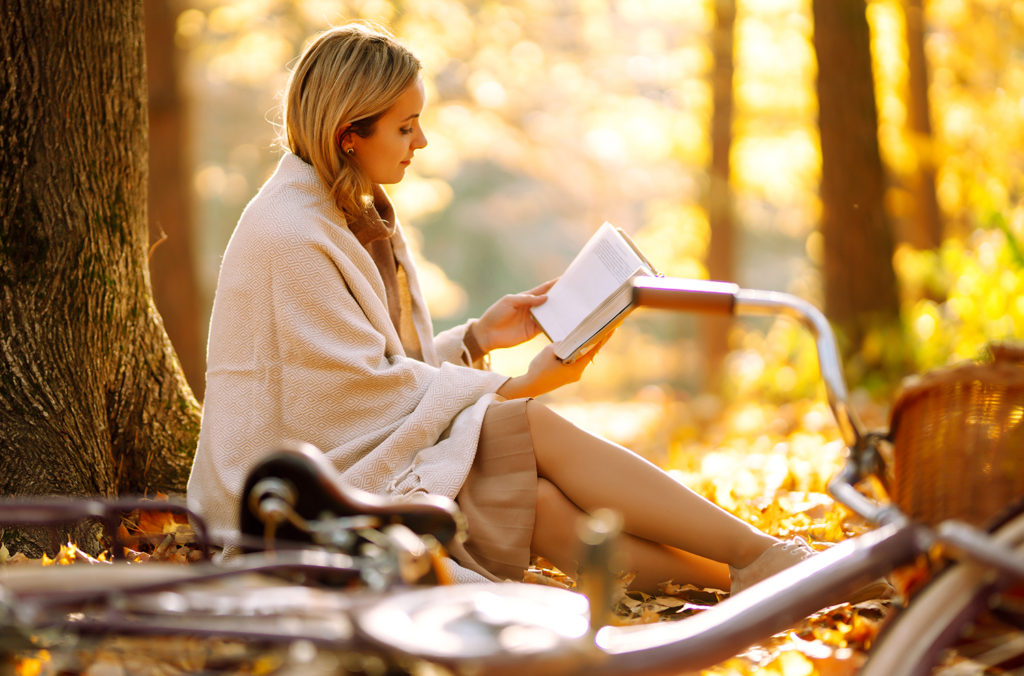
top-left (903, 0), bottom-right (943, 249)
top-left (811, 0), bottom-right (901, 352)
top-left (146, 0), bottom-right (205, 399)
top-left (702, 0), bottom-right (737, 389)
top-left (0, 0), bottom-right (201, 555)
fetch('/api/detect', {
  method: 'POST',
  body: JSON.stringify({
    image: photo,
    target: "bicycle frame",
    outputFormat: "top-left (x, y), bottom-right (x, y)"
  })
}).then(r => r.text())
top-left (0, 529), bottom-right (913, 675)
top-left (356, 523), bottom-right (919, 676)
top-left (3, 277), bottom-right (1023, 676)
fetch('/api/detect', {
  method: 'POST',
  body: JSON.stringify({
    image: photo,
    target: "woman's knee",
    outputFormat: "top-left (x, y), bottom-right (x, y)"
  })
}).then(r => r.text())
top-left (533, 478), bottom-right (582, 548)
top-left (536, 477), bottom-right (571, 518)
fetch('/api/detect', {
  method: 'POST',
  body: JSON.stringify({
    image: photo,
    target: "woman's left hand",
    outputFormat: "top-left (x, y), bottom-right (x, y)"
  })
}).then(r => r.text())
top-left (496, 334), bottom-right (611, 399)
top-left (471, 279), bottom-right (557, 353)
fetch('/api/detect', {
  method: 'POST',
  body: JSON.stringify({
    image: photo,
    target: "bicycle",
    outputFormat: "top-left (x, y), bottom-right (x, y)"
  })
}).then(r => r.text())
top-left (1, 276), bottom-right (1022, 675)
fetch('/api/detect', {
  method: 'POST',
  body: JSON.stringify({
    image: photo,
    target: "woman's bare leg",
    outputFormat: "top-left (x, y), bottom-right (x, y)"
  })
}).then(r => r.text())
top-left (526, 400), bottom-right (775, 570)
top-left (532, 478), bottom-right (731, 592)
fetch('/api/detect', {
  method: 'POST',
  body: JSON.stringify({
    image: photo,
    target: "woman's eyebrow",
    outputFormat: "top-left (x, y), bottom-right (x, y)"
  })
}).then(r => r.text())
top-left (400, 113), bottom-right (420, 122)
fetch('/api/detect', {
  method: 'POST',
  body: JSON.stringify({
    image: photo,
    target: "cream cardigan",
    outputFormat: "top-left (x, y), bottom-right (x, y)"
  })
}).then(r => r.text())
top-left (187, 153), bottom-right (509, 554)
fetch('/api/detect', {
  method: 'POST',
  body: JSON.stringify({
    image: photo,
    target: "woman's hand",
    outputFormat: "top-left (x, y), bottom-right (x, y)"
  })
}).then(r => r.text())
top-left (497, 337), bottom-right (610, 399)
top-left (470, 279), bottom-right (557, 353)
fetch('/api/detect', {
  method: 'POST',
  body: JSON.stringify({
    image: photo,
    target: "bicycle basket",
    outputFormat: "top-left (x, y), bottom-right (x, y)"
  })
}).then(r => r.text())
top-left (889, 344), bottom-right (1024, 527)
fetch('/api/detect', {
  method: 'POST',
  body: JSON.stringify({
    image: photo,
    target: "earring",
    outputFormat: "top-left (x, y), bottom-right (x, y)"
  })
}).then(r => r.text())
top-left (346, 148), bottom-right (355, 156)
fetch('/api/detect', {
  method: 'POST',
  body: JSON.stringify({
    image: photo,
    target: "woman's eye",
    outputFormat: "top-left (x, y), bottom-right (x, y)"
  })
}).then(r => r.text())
top-left (400, 127), bottom-right (413, 134)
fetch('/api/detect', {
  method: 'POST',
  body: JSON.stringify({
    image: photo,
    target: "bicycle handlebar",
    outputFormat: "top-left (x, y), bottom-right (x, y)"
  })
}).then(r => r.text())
top-left (631, 277), bottom-right (865, 451)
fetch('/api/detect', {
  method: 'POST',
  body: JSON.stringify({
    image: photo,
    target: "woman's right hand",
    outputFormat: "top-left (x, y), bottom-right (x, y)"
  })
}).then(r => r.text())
top-left (471, 279), bottom-right (557, 353)
top-left (496, 338), bottom-right (609, 399)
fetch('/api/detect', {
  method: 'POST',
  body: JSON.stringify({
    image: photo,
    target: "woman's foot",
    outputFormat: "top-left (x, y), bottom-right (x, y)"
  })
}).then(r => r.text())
top-left (728, 537), bottom-right (816, 595)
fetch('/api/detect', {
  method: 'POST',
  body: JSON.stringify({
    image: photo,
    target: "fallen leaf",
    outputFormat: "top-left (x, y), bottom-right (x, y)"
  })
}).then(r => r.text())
top-left (134, 508), bottom-right (189, 537)
top-left (523, 570), bottom-right (573, 589)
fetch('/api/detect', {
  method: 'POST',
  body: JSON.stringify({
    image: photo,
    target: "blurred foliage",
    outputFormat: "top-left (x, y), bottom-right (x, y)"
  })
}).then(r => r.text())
top-left (898, 210), bottom-right (1024, 370)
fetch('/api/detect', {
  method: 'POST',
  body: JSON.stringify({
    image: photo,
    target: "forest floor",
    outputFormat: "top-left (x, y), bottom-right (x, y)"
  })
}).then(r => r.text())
top-left (1, 393), bottom-right (954, 675)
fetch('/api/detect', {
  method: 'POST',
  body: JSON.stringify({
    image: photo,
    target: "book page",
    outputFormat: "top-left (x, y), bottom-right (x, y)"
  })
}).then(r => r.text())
top-left (531, 222), bottom-right (648, 342)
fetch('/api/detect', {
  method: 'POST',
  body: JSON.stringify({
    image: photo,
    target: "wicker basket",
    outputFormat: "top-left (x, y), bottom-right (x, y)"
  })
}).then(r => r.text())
top-left (889, 345), bottom-right (1024, 528)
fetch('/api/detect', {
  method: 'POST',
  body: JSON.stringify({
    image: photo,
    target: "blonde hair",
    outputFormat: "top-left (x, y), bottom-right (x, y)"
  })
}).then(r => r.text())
top-left (283, 23), bottom-right (421, 218)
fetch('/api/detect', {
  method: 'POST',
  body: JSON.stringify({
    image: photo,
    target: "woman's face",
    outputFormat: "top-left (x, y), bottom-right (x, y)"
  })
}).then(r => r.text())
top-left (348, 78), bottom-right (428, 185)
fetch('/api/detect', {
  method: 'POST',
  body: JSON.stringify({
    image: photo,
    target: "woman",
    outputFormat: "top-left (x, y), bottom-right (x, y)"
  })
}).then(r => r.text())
top-left (187, 22), bottom-right (813, 593)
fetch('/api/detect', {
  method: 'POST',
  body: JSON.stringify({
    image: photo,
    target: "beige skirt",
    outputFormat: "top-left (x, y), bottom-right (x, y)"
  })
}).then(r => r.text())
top-left (447, 398), bottom-right (537, 581)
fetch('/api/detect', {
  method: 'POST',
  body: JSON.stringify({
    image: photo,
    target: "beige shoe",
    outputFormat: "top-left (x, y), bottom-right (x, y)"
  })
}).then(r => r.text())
top-left (729, 537), bottom-right (895, 603)
top-left (729, 537), bottom-right (816, 595)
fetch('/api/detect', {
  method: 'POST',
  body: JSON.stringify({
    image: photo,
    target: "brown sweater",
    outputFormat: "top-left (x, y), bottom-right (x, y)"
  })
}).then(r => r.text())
top-left (346, 186), bottom-right (424, 361)
top-left (350, 186), bottom-right (484, 363)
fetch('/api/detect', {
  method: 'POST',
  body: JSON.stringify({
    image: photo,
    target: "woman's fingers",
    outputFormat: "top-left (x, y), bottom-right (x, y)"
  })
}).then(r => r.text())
top-left (525, 278), bottom-right (558, 295)
top-left (508, 292), bottom-right (548, 307)
top-left (570, 333), bottom-right (613, 367)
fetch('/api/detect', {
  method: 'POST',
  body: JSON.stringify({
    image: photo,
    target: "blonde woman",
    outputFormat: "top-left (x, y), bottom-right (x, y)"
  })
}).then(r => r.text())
top-left (187, 23), bottom-right (814, 594)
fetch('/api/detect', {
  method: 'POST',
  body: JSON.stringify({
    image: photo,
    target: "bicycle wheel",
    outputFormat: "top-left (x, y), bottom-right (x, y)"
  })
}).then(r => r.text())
top-left (356, 582), bottom-right (592, 676)
top-left (862, 510), bottom-right (1024, 676)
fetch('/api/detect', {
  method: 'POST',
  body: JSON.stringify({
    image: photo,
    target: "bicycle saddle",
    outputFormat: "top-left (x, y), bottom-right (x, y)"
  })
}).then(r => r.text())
top-left (239, 441), bottom-right (464, 553)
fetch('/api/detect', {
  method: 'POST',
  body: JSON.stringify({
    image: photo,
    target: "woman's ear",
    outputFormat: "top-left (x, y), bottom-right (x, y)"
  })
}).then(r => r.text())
top-left (336, 126), bottom-right (351, 153)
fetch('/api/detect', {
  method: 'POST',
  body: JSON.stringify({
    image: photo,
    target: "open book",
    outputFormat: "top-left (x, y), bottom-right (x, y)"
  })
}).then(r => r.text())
top-left (531, 222), bottom-right (658, 363)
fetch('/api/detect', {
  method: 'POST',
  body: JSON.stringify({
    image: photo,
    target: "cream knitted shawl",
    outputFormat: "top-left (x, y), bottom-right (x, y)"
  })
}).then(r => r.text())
top-left (187, 153), bottom-right (509, 547)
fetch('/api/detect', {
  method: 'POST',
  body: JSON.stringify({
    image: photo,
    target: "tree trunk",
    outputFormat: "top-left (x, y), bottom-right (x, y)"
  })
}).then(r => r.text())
top-left (145, 0), bottom-right (205, 399)
top-left (702, 0), bottom-right (737, 389)
top-left (903, 0), bottom-right (943, 250)
top-left (0, 0), bottom-right (201, 555)
top-left (811, 0), bottom-right (901, 353)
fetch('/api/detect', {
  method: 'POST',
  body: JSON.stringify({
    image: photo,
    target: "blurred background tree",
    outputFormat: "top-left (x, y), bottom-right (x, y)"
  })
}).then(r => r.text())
top-left (146, 0), bottom-right (205, 399)
top-left (812, 0), bottom-right (901, 383)
top-left (902, 0), bottom-right (942, 251)
top-left (702, 0), bottom-right (738, 389)
top-left (145, 0), bottom-right (1024, 447)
